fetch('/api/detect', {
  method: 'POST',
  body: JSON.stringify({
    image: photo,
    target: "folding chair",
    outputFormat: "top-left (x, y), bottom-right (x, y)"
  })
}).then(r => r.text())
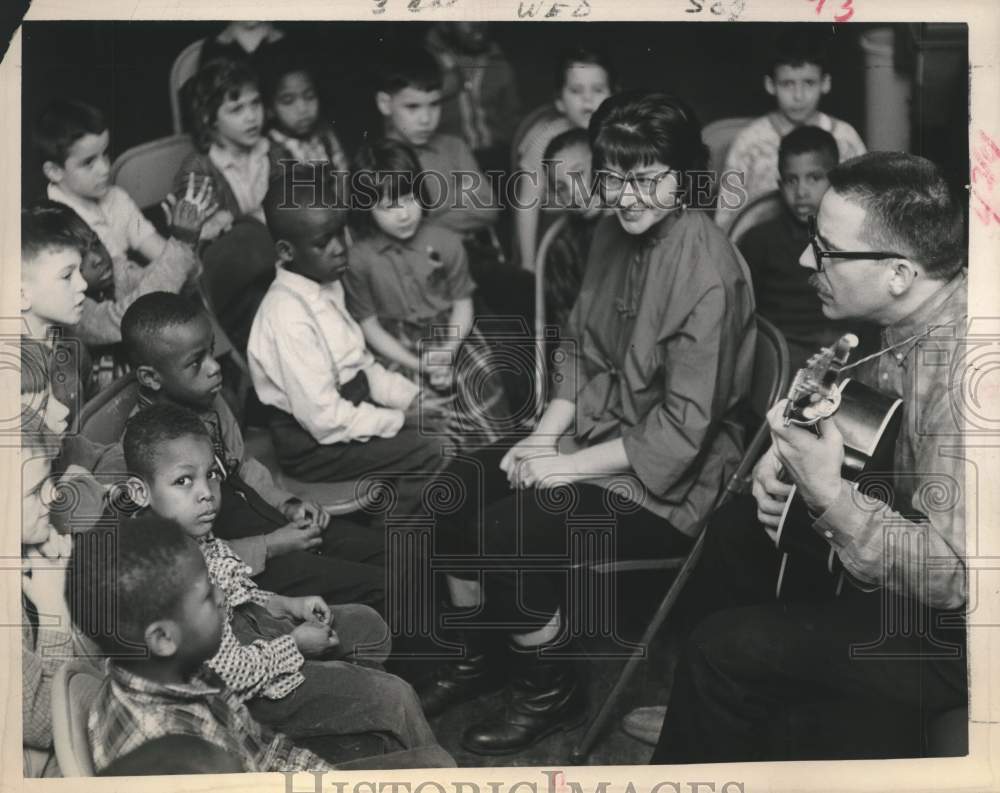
top-left (510, 103), bottom-right (563, 172)
top-left (169, 39), bottom-right (204, 134)
top-left (110, 134), bottom-right (196, 212)
top-left (77, 373), bottom-right (370, 516)
top-left (569, 315), bottom-right (790, 763)
top-left (729, 190), bottom-right (784, 247)
top-left (51, 661), bottom-right (105, 777)
top-left (532, 214), bottom-right (570, 421)
top-left (701, 116), bottom-right (753, 177)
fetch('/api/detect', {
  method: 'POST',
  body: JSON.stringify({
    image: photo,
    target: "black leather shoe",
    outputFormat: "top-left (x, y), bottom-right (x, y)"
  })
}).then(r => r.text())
top-left (417, 643), bottom-right (506, 718)
top-left (461, 648), bottom-right (587, 755)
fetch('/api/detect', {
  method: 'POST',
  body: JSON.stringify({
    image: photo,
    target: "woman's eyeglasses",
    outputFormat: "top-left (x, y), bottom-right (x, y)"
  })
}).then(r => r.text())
top-left (807, 215), bottom-right (906, 272)
top-left (596, 168), bottom-right (676, 196)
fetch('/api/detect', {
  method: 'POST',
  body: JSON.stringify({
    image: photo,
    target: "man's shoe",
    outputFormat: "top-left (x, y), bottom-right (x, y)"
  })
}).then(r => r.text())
top-left (416, 641), bottom-right (506, 718)
top-left (461, 648), bottom-right (587, 755)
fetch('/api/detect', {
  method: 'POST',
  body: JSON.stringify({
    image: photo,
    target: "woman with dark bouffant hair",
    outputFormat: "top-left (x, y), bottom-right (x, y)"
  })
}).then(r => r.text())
top-left (418, 91), bottom-right (757, 755)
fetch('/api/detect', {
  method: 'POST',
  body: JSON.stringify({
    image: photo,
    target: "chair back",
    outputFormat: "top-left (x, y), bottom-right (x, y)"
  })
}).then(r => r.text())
top-left (78, 373), bottom-right (139, 446)
top-left (533, 214), bottom-right (570, 420)
top-left (110, 135), bottom-right (196, 210)
top-left (511, 103), bottom-right (563, 171)
top-left (701, 116), bottom-right (753, 176)
top-left (722, 315), bottom-right (789, 498)
top-left (51, 661), bottom-right (105, 777)
top-left (729, 191), bottom-right (785, 248)
top-left (749, 314), bottom-right (789, 424)
top-left (169, 39), bottom-right (204, 134)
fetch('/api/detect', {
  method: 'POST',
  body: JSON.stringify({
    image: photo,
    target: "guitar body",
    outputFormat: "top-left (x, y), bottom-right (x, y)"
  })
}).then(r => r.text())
top-left (774, 378), bottom-right (903, 598)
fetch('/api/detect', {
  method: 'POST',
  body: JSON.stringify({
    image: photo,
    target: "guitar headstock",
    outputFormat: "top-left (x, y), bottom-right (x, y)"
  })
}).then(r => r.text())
top-left (783, 333), bottom-right (859, 427)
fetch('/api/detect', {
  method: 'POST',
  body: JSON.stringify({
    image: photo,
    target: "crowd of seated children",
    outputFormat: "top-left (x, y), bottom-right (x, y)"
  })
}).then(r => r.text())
top-left (90, 291), bottom-right (388, 611)
top-left (424, 22), bottom-right (521, 176)
top-left (118, 404), bottom-right (444, 761)
top-left (247, 163), bottom-right (453, 507)
top-left (716, 28), bottom-right (866, 229)
top-left (737, 124), bottom-right (876, 369)
top-left (345, 138), bottom-right (510, 446)
top-left (175, 57), bottom-right (275, 354)
top-left (513, 47), bottom-right (614, 270)
top-left (261, 45), bottom-right (349, 174)
top-left (21, 23), bottom-right (889, 772)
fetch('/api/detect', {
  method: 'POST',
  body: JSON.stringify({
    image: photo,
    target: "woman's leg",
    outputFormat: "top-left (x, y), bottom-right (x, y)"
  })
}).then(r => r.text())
top-left (455, 482), bottom-right (694, 754)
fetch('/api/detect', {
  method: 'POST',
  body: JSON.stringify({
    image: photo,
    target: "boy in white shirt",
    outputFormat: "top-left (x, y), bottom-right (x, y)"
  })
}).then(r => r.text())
top-left (37, 100), bottom-right (211, 330)
top-left (715, 29), bottom-right (866, 230)
top-left (248, 164), bottom-right (452, 496)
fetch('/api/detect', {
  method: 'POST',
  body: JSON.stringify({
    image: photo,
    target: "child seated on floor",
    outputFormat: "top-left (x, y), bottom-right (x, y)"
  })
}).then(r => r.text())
top-left (247, 163), bottom-right (453, 502)
top-left (65, 512), bottom-right (339, 773)
top-left (36, 100), bottom-right (214, 342)
top-left (513, 47), bottom-right (614, 270)
top-left (736, 125), bottom-right (876, 369)
top-left (90, 290), bottom-right (387, 612)
top-left (345, 138), bottom-right (509, 446)
top-left (715, 28), bottom-right (866, 230)
top-left (119, 404), bottom-right (444, 762)
top-left (261, 47), bottom-right (349, 174)
top-left (176, 58), bottom-right (276, 353)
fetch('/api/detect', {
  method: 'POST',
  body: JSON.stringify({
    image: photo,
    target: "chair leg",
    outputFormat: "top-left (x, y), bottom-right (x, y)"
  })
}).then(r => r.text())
top-left (569, 530), bottom-right (707, 764)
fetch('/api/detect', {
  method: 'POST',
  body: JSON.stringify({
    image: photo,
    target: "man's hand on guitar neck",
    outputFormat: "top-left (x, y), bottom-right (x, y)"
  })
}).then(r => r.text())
top-left (765, 400), bottom-right (846, 517)
top-left (750, 447), bottom-right (793, 539)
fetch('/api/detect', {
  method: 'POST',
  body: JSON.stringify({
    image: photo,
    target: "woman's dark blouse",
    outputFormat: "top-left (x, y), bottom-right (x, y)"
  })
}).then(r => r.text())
top-left (555, 208), bottom-right (756, 530)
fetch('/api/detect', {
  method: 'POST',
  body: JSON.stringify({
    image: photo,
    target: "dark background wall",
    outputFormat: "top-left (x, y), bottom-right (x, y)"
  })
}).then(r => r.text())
top-left (21, 20), bottom-right (968, 203)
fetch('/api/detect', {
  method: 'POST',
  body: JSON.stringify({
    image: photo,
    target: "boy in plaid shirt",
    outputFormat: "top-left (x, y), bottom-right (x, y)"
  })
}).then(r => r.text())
top-left (65, 514), bottom-right (334, 774)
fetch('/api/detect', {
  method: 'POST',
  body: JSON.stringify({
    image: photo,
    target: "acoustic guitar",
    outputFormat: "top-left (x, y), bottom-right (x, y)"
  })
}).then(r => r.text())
top-left (773, 334), bottom-right (904, 598)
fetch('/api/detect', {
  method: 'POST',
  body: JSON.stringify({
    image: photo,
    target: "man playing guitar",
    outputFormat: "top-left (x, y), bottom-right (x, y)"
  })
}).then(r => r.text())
top-left (650, 151), bottom-right (969, 762)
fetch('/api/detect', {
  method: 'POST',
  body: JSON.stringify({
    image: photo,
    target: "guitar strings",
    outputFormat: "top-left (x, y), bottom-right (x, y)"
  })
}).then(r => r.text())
top-left (836, 326), bottom-right (937, 374)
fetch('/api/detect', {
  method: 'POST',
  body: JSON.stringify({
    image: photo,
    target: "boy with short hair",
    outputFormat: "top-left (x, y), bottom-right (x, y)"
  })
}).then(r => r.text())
top-left (21, 203), bottom-right (90, 435)
top-left (736, 125), bottom-right (875, 368)
top-left (65, 513), bottom-right (337, 773)
top-left (120, 404), bottom-right (443, 761)
top-left (716, 29), bottom-right (866, 229)
top-left (375, 45), bottom-right (500, 236)
top-left (36, 99), bottom-right (212, 329)
top-left (96, 291), bottom-right (388, 611)
top-left (248, 163), bottom-right (452, 499)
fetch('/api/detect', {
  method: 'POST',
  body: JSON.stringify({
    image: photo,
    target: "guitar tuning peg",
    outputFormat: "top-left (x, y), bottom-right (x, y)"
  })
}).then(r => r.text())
top-left (844, 333), bottom-right (859, 349)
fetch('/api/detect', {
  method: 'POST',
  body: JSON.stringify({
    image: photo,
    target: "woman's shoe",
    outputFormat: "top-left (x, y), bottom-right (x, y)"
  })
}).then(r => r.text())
top-left (460, 647), bottom-right (587, 755)
top-left (415, 633), bottom-right (506, 718)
